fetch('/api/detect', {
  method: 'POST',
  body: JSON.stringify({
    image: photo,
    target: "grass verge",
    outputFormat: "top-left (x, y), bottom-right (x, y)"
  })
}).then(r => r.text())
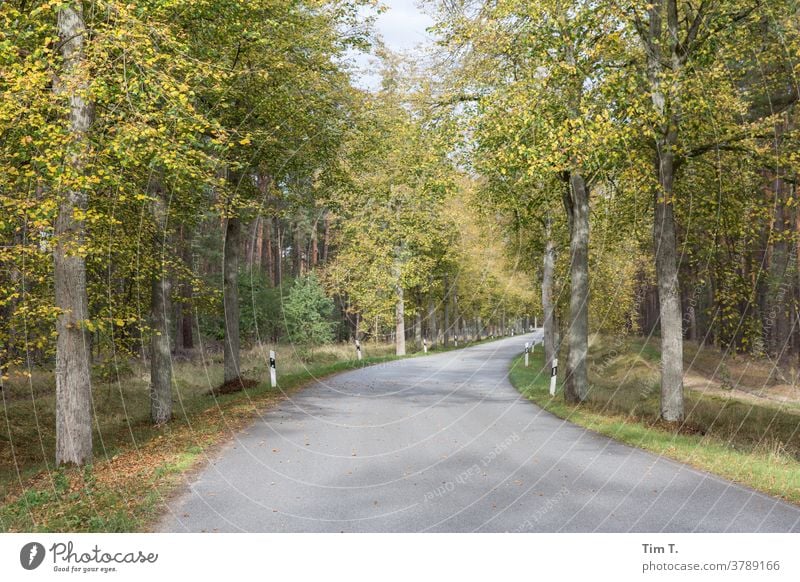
top-left (0, 351), bottom-right (401, 532)
top-left (0, 334), bottom-right (505, 532)
top-left (509, 348), bottom-right (800, 506)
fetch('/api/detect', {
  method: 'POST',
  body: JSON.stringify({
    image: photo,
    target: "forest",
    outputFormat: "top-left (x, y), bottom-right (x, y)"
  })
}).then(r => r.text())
top-left (1, 0), bottom-right (799, 494)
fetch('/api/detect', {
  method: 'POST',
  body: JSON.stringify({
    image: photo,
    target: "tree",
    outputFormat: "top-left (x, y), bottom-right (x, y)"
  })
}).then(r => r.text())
top-left (612, 0), bottom-right (799, 420)
top-left (149, 177), bottom-right (173, 425)
top-left (432, 0), bottom-right (629, 402)
top-left (324, 61), bottom-right (459, 354)
top-left (283, 274), bottom-right (335, 350)
top-left (54, 1), bottom-right (94, 466)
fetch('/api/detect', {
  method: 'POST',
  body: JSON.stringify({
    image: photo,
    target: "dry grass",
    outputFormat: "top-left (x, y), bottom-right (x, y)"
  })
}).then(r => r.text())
top-left (581, 336), bottom-right (800, 456)
top-left (0, 342), bottom-right (396, 499)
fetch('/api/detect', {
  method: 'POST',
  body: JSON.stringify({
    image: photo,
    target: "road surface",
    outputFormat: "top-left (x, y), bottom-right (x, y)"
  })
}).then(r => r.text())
top-left (160, 332), bottom-right (800, 532)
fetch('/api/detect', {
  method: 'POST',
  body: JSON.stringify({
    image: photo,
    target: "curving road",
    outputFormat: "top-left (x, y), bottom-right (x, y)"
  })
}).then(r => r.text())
top-left (159, 332), bottom-right (800, 532)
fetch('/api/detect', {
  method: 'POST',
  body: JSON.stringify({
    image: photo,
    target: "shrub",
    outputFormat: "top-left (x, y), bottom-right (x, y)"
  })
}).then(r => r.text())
top-left (282, 273), bottom-right (335, 352)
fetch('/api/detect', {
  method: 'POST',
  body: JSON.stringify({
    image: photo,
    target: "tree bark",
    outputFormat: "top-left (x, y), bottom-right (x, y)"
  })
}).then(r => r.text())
top-left (54, 2), bottom-right (93, 466)
top-left (427, 292), bottom-right (437, 345)
top-left (247, 216), bottom-right (261, 268)
top-left (223, 216), bottom-right (242, 383)
top-left (321, 211), bottom-right (330, 263)
top-left (293, 219), bottom-right (305, 277)
top-left (150, 271), bottom-right (173, 423)
top-left (148, 179), bottom-right (173, 424)
top-left (179, 299), bottom-right (194, 350)
top-left (177, 225), bottom-right (194, 350)
top-left (310, 216), bottom-right (319, 267)
top-left (644, 0), bottom-right (685, 422)
top-left (653, 167), bottom-right (684, 421)
top-left (453, 291), bottom-right (460, 341)
top-left (395, 286), bottom-right (406, 355)
top-left (394, 254), bottom-right (406, 356)
top-left (542, 213), bottom-right (557, 370)
top-left (414, 297), bottom-right (422, 348)
top-left (275, 219), bottom-right (283, 286)
top-left (261, 218), bottom-right (274, 285)
top-left (443, 277), bottom-right (451, 347)
top-left (563, 172), bottom-right (590, 403)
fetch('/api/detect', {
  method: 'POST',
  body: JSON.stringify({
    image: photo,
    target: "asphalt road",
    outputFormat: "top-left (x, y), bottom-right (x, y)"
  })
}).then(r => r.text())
top-left (160, 332), bottom-right (800, 532)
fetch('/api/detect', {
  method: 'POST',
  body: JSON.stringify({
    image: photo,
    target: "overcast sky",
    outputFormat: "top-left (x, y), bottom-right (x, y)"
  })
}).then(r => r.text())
top-left (374, 0), bottom-right (434, 51)
top-left (353, 0), bottom-right (436, 90)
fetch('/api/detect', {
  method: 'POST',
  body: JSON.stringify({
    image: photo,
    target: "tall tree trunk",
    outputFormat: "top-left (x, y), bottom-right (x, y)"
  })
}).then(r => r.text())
top-left (257, 174), bottom-right (274, 285)
top-left (395, 285), bottom-right (406, 356)
top-left (443, 277), bottom-right (451, 347)
top-left (150, 268), bottom-right (172, 418)
top-left (321, 211), bottom-right (330, 263)
top-left (644, 0), bottom-right (684, 422)
top-left (149, 179), bottom-right (173, 424)
top-left (179, 299), bottom-right (194, 351)
top-left (427, 292), bottom-right (437, 344)
top-left (653, 163), bottom-right (684, 421)
top-left (175, 225), bottom-right (194, 350)
top-left (247, 217), bottom-right (261, 268)
top-left (293, 220), bottom-right (304, 277)
top-left (414, 294), bottom-right (422, 348)
top-left (254, 217), bottom-right (263, 268)
top-left (54, 3), bottom-right (93, 466)
top-left (795, 196), bottom-right (800, 366)
top-left (453, 291), bottom-right (459, 340)
top-left (275, 219), bottom-right (283, 286)
top-left (223, 216), bottom-right (241, 383)
top-left (394, 250), bottom-right (406, 356)
top-left (310, 216), bottom-right (319, 267)
top-left (542, 213), bottom-right (557, 370)
top-left (262, 218), bottom-right (274, 285)
top-left (563, 172), bottom-right (590, 403)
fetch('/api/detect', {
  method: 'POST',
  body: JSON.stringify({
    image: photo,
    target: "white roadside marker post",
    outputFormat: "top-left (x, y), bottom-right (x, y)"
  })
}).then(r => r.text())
top-left (454, 335), bottom-right (458, 347)
top-left (355, 339), bottom-right (362, 361)
top-left (549, 357), bottom-right (558, 396)
top-left (269, 350), bottom-right (277, 388)
top-left (524, 342), bottom-right (530, 367)
top-left (423, 338), bottom-right (428, 354)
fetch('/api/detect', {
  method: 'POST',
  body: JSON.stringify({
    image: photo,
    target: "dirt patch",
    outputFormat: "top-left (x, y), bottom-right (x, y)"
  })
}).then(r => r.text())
top-left (208, 377), bottom-right (260, 396)
top-left (683, 371), bottom-right (800, 414)
top-left (632, 337), bottom-right (800, 411)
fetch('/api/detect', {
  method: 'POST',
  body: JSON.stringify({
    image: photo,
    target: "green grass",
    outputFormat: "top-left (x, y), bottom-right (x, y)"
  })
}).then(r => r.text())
top-left (587, 337), bottom-right (800, 455)
top-left (510, 346), bottom-right (800, 505)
